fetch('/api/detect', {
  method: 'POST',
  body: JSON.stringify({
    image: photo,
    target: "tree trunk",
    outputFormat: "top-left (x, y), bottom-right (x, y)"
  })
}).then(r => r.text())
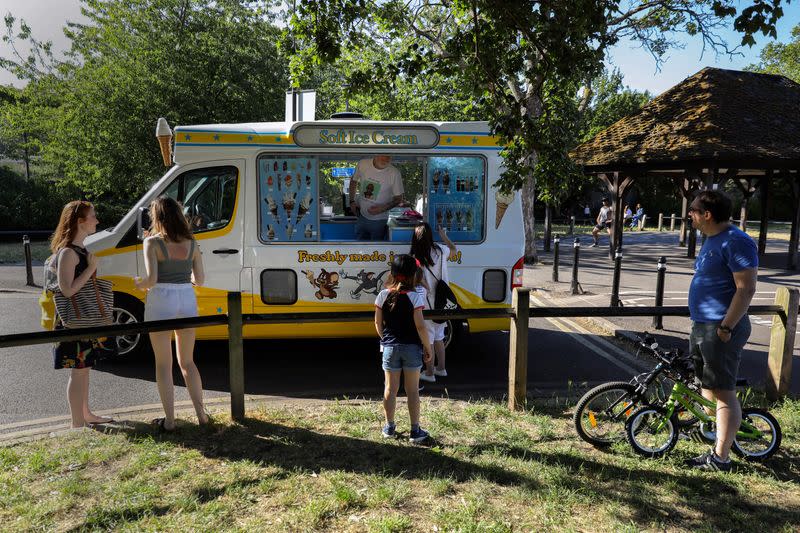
top-left (521, 175), bottom-right (537, 265)
top-left (543, 204), bottom-right (552, 252)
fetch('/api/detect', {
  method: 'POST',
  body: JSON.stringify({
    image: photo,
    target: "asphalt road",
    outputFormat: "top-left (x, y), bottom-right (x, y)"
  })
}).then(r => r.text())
top-left (0, 289), bottom-right (641, 431)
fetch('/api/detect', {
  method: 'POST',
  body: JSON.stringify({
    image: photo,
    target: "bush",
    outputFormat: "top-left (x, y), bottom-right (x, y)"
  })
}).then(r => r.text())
top-left (0, 166), bottom-right (77, 229)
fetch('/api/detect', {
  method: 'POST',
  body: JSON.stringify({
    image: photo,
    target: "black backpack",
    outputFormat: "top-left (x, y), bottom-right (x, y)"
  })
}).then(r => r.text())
top-left (423, 249), bottom-right (460, 324)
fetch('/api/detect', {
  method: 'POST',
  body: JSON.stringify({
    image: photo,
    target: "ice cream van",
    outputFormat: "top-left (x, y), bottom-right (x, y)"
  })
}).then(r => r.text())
top-left (85, 116), bottom-right (524, 356)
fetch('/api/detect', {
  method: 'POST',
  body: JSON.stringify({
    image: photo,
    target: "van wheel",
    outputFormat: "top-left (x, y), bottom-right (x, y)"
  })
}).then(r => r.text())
top-left (443, 320), bottom-right (464, 350)
top-left (111, 293), bottom-right (149, 358)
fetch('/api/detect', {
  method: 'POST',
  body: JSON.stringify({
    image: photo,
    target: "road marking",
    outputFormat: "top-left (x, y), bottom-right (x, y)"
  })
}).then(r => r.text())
top-left (530, 295), bottom-right (640, 375)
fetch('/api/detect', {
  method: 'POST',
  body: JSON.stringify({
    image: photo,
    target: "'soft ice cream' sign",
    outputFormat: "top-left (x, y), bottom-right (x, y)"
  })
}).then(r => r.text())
top-left (292, 125), bottom-right (439, 149)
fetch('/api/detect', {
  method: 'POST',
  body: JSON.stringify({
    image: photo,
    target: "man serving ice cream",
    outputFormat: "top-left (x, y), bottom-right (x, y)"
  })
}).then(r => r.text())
top-left (348, 155), bottom-right (404, 240)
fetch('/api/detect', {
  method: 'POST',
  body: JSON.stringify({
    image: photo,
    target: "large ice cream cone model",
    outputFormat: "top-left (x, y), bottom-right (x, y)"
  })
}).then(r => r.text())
top-left (495, 190), bottom-right (515, 229)
top-left (155, 117), bottom-right (172, 166)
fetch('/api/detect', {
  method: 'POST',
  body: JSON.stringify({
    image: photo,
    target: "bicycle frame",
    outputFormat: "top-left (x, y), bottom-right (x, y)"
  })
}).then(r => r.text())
top-left (657, 381), bottom-right (762, 439)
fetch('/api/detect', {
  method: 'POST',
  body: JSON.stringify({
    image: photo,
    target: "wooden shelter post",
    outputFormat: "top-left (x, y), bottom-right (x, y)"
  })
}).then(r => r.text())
top-left (787, 170), bottom-right (800, 270)
top-left (734, 175), bottom-right (757, 231)
top-left (600, 172), bottom-right (634, 258)
top-left (758, 170), bottom-right (772, 256)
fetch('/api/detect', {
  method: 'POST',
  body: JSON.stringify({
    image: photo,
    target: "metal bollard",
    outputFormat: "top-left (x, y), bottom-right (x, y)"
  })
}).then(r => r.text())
top-left (610, 247), bottom-right (623, 307)
top-left (670, 213), bottom-right (676, 231)
top-left (569, 216), bottom-right (575, 235)
top-left (652, 256), bottom-right (667, 329)
top-left (658, 213), bottom-right (664, 231)
top-left (23, 235), bottom-right (35, 286)
top-left (570, 238), bottom-right (583, 295)
top-left (552, 234), bottom-right (560, 282)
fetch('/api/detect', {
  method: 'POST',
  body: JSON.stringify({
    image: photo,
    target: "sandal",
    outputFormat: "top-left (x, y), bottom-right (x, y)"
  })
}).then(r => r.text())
top-left (152, 417), bottom-right (175, 433)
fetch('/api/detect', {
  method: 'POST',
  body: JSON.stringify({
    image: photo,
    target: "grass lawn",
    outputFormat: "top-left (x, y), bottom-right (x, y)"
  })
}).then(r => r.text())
top-left (2, 397), bottom-right (798, 532)
top-left (0, 241), bottom-right (51, 264)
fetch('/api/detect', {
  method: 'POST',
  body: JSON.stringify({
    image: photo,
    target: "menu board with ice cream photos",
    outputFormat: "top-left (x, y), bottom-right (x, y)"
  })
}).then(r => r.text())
top-left (427, 156), bottom-right (484, 242)
top-left (259, 157), bottom-right (318, 242)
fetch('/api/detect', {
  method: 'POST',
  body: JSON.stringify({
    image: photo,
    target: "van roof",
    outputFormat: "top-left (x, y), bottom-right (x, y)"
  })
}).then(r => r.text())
top-left (172, 120), bottom-right (501, 164)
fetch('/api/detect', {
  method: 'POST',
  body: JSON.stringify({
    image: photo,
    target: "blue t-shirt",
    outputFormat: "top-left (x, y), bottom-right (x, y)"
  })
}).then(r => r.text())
top-left (688, 225), bottom-right (758, 322)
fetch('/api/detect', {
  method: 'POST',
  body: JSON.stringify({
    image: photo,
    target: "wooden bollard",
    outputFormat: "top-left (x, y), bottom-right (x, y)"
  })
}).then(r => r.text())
top-left (670, 213), bottom-right (676, 231)
top-left (658, 213), bottom-right (664, 232)
top-left (766, 287), bottom-right (799, 400)
top-left (227, 291), bottom-right (245, 421)
top-left (508, 288), bottom-right (530, 411)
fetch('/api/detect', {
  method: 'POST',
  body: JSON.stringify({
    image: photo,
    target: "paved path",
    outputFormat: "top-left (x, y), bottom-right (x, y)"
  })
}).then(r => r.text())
top-left (526, 230), bottom-right (800, 394)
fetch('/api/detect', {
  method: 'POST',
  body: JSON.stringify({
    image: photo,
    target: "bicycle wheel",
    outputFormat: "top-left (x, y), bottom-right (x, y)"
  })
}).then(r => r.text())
top-left (573, 382), bottom-right (641, 447)
top-left (731, 408), bottom-right (782, 461)
top-left (625, 406), bottom-right (679, 458)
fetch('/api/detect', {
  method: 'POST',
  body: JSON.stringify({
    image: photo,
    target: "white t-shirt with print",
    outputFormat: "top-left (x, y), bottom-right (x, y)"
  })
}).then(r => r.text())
top-left (353, 158), bottom-right (403, 221)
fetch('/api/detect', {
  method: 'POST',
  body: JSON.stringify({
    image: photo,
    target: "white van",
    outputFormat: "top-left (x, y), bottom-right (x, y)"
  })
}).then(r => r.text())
top-left (87, 119), bottom-right (524, 355)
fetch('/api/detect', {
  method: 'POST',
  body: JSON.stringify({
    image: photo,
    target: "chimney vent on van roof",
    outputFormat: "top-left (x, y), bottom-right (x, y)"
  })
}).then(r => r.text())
top-left (330, 111), bottom-right (365, 120)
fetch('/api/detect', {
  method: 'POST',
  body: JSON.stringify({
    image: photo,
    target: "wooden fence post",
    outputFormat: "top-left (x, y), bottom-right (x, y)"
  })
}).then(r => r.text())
top-left (658, 213), bottom-right (664, 231)
top-left (508, 288), bottom-right (530, 411)
top-left (227, 291), bottom-right (245, 421)
top-left (766, 286), bottom-right (799, 401)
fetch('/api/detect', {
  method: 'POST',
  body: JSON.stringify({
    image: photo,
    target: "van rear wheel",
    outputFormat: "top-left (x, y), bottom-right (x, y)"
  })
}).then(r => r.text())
top-left (443, 320), bottom-right (464, 350)
top-left (111, 293), bottom-right (149, 358)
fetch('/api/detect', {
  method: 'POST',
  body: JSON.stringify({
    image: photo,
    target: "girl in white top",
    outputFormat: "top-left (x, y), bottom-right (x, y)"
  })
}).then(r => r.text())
top-left (410, 222), bottom-right (458, 382)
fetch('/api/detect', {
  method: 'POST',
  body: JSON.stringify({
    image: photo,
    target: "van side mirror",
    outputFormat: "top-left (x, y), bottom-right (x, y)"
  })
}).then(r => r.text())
top-left (136, 207), bottom-right (149, 240)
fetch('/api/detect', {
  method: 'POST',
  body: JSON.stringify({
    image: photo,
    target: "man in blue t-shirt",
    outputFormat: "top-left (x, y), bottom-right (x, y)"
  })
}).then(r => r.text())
top-left (685, 190), bottom-right (758, 472)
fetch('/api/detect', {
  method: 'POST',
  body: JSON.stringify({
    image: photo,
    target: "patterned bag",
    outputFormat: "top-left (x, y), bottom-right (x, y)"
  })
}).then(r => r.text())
top-left (48, 250), bottom-right (114, 329)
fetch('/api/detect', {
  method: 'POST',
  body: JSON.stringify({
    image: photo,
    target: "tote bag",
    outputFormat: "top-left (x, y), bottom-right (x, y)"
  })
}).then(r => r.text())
top-left (424, 249), bottom-right (460, 324)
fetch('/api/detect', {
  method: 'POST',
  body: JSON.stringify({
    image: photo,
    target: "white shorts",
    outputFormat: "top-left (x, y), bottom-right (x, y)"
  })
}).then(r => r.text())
top-left (425, 320), bottom-right (446, 342)
top-left (144, 283), bottom-right (198, 321)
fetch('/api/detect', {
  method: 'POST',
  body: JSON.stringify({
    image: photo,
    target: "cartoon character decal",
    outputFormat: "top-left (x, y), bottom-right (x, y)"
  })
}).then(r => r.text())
top-left (303, 269), bottom-right (340, 300)
top-left (339, 269), bottom-right (389, 300)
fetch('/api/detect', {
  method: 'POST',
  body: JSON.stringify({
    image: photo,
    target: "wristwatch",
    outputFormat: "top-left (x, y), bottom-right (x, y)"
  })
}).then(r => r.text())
top-left (718, 325), bottom-right (732, 334)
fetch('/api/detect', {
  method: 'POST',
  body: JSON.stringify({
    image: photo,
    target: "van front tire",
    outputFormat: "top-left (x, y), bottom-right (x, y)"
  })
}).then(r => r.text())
top-left (111, 292), bottom-right (149, 359)
top-left (443, 320), bottom-right (464, 350)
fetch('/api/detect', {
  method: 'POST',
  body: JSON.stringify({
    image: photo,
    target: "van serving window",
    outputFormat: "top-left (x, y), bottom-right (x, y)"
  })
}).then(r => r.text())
top-left (257, 153), bottom-right (485, 244)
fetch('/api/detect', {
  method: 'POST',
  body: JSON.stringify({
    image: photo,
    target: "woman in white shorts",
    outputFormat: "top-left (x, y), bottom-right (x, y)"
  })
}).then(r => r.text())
top-left (135, 196), bottom-right (208, 431)
top-left (410, 222), bottom-right (457, 383)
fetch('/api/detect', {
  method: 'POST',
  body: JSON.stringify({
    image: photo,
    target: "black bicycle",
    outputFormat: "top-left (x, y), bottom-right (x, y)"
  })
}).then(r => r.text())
top-left (573, 333), bottom-right (700, 447)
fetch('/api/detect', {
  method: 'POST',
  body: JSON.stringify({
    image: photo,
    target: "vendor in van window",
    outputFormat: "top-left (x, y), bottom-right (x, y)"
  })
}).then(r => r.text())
top-left (348, 155), bottom-right (404, 240)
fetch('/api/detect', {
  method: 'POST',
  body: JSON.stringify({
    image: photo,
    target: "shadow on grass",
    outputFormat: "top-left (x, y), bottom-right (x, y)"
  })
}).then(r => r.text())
top-left (93, 413), bottom-right (800, 532)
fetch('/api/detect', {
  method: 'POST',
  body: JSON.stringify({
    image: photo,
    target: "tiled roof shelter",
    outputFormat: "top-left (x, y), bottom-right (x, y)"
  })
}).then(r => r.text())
top-left (571, 67), bottom-right (800, 269)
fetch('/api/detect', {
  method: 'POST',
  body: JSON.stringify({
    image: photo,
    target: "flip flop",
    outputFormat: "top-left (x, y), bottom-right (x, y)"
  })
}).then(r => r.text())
top-left (88, 417), bottom-right (115, 426)
top-left (152, 417), bottom-right (175, 433)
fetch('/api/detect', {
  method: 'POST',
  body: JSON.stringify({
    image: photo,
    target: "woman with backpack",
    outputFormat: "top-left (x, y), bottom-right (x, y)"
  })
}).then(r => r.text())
top-left (410, 222), bottom-right (457, 383)
top-left (51, 200), bottom-right (113, 428)
top-left (134, 196), bottom-right (208, 432)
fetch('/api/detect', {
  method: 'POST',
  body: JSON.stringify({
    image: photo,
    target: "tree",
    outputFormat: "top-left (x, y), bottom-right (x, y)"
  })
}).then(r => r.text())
top-left (288, 0), bottom-right (789, 263)
top-left (1, 0), bottom-right (287, 222)
top-left (746, 23), bottom-right (800, 82)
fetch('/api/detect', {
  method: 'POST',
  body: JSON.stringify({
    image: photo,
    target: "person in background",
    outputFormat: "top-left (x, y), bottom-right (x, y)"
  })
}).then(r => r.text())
top-left (591, 198), bottom-right (612, 247)
top-left (135, 196), bottom-right (208, 432)
top-left (349, 155), bottom-right (404, 240)
top-left (410, 222), bottom-right (457, 383)
top-left (631, 203), bottom-right (645, 230)
top-left (374, 254), bottom-right (433, 443)
top-left (685, 190), bottom-right (757, 472)
top-left (623, 205), bottom-right (633, 226)
top-left (51, 200), bottom-right (114, 428)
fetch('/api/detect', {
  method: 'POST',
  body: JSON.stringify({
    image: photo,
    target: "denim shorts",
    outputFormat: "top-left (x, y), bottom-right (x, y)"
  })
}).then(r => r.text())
top-left (144, 283), bottom-right (198, 321)
top-left (690, 317), bottom-right (751, 390)
top-left (381, 344), bottom-right (423, 372)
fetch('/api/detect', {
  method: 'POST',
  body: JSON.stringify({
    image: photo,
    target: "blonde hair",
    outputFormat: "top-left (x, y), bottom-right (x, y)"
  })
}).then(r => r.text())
top-left (50, 200), bottom-right (93, 253)
top-left (149, 196), bottom-right (193, 242)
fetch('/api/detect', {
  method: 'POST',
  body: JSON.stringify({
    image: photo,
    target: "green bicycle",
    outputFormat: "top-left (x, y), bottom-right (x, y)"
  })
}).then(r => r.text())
top-left (625, 365), bottom-right (782, 460)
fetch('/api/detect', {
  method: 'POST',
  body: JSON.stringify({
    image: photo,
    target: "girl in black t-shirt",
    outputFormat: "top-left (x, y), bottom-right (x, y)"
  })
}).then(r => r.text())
top-left (374, 254), bottom-right (433, 443)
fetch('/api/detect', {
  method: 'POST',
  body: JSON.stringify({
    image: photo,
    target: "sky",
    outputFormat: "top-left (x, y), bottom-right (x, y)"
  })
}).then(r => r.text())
top-left (1, 0), bottom-right (799, 95)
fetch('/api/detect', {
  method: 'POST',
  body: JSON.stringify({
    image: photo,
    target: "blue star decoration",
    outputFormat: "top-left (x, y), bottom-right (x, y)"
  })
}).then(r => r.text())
top-left (446, 137), bottom-right (452, 143)
top-left (472, 137), bottom-right (478, 144)
top-left (213, 134), bottom-right (220, 141)
top-left (184, 134), bottom-right (191, 141)
top-left (247, 135), bottom-right (254, 141)
top-left (216, 307), bottom-right (223, 314)
top-left (275, 136), bottom-right (282, 142)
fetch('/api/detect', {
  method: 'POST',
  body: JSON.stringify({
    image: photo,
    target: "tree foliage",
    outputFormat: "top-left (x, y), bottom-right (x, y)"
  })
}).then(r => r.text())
top-left (746, 23), bottom-right (800, 82)
top-left (1, 0), bottom-right (287, 222)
